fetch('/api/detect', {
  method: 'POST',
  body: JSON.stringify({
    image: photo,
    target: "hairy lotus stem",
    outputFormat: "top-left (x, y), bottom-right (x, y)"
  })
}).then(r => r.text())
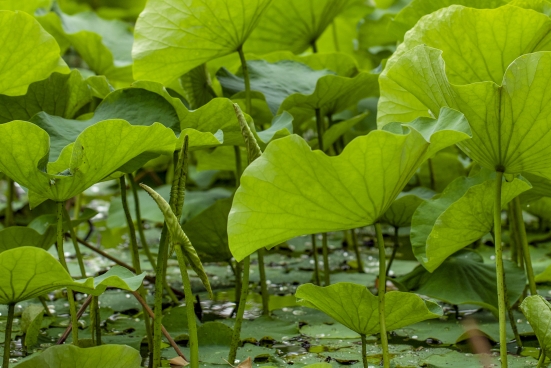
top-left (234, 146), bottom-right (242, 188)
top-left (57, 295), bottom-right (93, 345)
top-left (351, 229), bottom-right (365, 274)
top-left (61, 205), bottom-right (86, 278)
top-left (494, 171), bottom-right (508, 368)
top-left (258, 248), bottom-right (270, 315)
top-left (537, 350), bottom-right (546, 368)
top-left (311, 234), bottom-right (321, 285)
top-left (513, 197), bottom-right (537, 295)
top-left (375, 222), bottom-right (390, 368)
top-left (56, 201), bottom-right (80, 347)
top-left (361, 334), bottom-right (368, 368)
top-left (119, 176), bottom-right (153, 353)
top-left (228, 256), bottom-right (250, 364)
top-left (3, 303), bottom-right (14, 368)
top-left (236, 46), bottom-right (251, 115)
top-left (91, 296), bottom-right (101, 346)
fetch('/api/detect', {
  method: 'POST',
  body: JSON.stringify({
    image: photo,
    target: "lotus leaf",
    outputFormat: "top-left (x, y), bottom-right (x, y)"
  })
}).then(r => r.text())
top-left (520, 295), bottom-right (551, 357)
top-left (381, 187), bottom-right (435, 228)
top-left (228, 107), bottom-right (471, 261)
top-left (20, 305), bottom-right (44, 348)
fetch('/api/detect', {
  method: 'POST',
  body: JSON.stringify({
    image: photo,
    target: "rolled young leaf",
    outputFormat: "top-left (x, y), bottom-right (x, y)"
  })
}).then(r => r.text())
top-left (228, 107), bottom-right (471, 261)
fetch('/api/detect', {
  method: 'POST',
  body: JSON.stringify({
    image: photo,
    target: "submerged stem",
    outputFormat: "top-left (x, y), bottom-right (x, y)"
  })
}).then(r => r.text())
top-left (237, 46), bottom-right (251, 114)
top-left (228, 256), bottom-right (250, 364)
top-left (513, 197), bottom-right (537, 295)
top-left (257, 248), bottom-right (270, 315)
top-left (3, 303), bottom-right (14, 368)
top-left (374, 223), bottom-right (390, 368)
top-left (494, 171), bottom-right (508, 368)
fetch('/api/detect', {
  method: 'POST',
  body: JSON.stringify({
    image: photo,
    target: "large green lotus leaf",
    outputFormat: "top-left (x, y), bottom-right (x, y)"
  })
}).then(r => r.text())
top-left (218, 60), bottom-right (335, 115)
top-left (37, 11), bottom-right (134, 86)
top-left (380, 43), bottom-right (551, 178)
top-left (0, 11), bottom-right (68, 96)
top-left (228, 107), bottom-right (471, 261)
top-left (0, 0), bottom-right (51, 13)
top-left (278, 72), bottom-right (379, 124)
top-left (520, 172), bottom-right (551, 202)
top-left (390, 0), bottom-right (508, 39)
top-left (132, 0), bottom-right (272, 85)
top-left (196, 146), bottom-right (248, 172)
top-left (296, 283), bottom-right (442, 336)
top-left (14, 344), bottom-right (141, 368)
top-left (0, 120), bottom-right (177, 207)
top-left (394, 250), bottom-right (526, 315)
top-left (411, 170), bottom-right (531, 272)
top-left (182, 198), bottom-right (234, 263)
top-left (253, 52), bottom-right (360, 78)
top-left (520, 295), bottom-right (551, 357)
top-left (0, 247), bottom-right (145, 304)
top-left (381, 187), bottom-right (435, 228)
top-left (417, 151), bottom-right (466, 193)
top-left (244, 0), bottom-right (363, 54)
top-left (0, 71), bottom-right (91, 124)
top-left (20, 304), bottom-right (44, 348)
top-left (0, 226), bottom-right (56, 252)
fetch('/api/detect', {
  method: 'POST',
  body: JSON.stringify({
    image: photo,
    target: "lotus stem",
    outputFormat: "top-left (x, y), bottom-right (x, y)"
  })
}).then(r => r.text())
top-left (360, 334), bottom-right (368, 368)
top-left (386, 227), bottom-right (400, 277)
top-left (56, 201), bottom-right (80, 347)
top-left (62, 205), bottom-right (87, 278)
top-left (513, 197), bottom-right (537, 295)
top-left (228, 256), bottom-right (250, 364)
top-left (257, 248), bottom-right (270, 315)
top-left (311, 40), bottom-right (318, 53)
top-left (427, 158), bottom-right (436, 190)
top-left (236, 46), bottom-right (251, 114)
top-left (311, 234), bottom-right (321, 285)
top-left (234, 146), bottom-right (242, 188)
top-left (3, 303), bottom-right (14, 368)
top-left (56, 295), bottom-right (92, 345)
top-left (91, 296), bottom-right (101, 346)
top-left (537, 350), bottom-right (546, 368)
top-left (374, 222), bottom-right (390, 368)
top-left (351, 229), bottom-right (365, 274)
top-left (494, 171), bottom-right (508, 368)
top-left (119, 176), bottom-right (153, 354)
top-left (4, 178), bottom-right (14, 227)
top-left (175, 248), bottom-right (199, 368)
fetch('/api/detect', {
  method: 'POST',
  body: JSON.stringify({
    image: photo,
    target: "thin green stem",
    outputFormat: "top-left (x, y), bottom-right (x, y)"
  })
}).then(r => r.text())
top-left (38, 296), bottom-right (52, 317)
top-left (175, 248), bottom-right (199, 368)
top-left (427, 158), bottom-right (436, 190)
top-left (361, 334), bottom-right (368, 368)
top-left (4, 178), bottom-right (14, 227)
top-left (257, 248), bottom-right (270, 315)
top-left (62, 205), bottom-right (86, 278)
top-left (494, 171), bottom-right (508, 368)
top-left (152, 226), bottom-right (169, 367)
top-left (386, 227), bottom-right (400, 277)
top-left (3, 304), bottom-right (14, 368)
top-left (237, 46), bottom-right (251, 114)
top-left (311, 40), bottom-right (318, 53)
top-left (91, 296), bottom-right (102, 346)
top-left (513, 197), bottom-right (537, 295)
top-left (228, 256), bottom-right (250, 364)
top-left (311, 235), bottom-right (321, 285)
top-left (322, 233), bottom-right (330, 286)
top-left (375, 223), bottom-right (390, 368)
top-left (234, 146), bottom-right (242, 188)
top-left (128, 173), bottom-right (156, 269)
top-left (315, 108), bottom-right (325, 152)
top-left (538, 351), bottom-right (547, 368)
top-left (351, 229), bottom-right (365, 274)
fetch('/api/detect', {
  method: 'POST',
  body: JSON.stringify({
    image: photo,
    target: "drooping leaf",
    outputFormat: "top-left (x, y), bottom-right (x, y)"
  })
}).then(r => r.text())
top-left (296, 283), bottom-right (442, 336)
top-left (411, 169), bottom-right (531, 272)
top-left (14, 344), bottom-right (142, 368)
top-left (245, 0), bottom-right (363, 54)
top-left (394, 250), bottom-right (526, 314)
top-left (132, 0), bottom-right (272, 85)
top-left (520, 295), bottom-right (551, 357)
top-left (381, 187), bottom-right (435, 228)
top-left (228, 108), bottom-right (471, 261)
top-left (38, 11), bottom-right (134, 86)
top-left (0, 11), bottom-right (68, 96)
top-left (0, 120), bottom-right (177, 207)
top-left (140, 184), bottom-right (213, 298)
top-left (379, 7), bottom-right (551, 179)
top-left (20, 305), bottom-right (44, 348)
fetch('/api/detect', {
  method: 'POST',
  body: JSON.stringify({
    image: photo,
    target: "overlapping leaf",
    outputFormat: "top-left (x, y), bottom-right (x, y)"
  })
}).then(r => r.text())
top-left (520, 295), bottom-right (551, 357)
top-left (381, 187), bottom-right (434, 228)
top-left (228, 107), bottom-right (471, 261)
top-left (296, 283), bottom-right (442, 335)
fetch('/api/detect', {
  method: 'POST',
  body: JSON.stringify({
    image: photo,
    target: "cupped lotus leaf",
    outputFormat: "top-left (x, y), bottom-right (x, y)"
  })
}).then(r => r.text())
top-left (296, 283), bottom-right (442, 336)
top-left (278, 72), bottom-right (379, 124)
top-left (411, 170), bottom-right (531, 272)
top-left (381, 187), bottom-right (435, 228)
top-left (0, 0), bottom-right (52, 13)
top-left (0, 71), bottom-right (92, 124)
top-left (183, 198), bottom-right (234, 263)
top-left (0, 120), bottom-right (177, 207)
top-left (520, 295), bottom-right (551, 357)
top-left (245, 0), bottom-right (363, 54)
top-left (140, 184), bottom-right (213, 298)
top-left (0, 11), bottom-right (68, 96)
top-left (132, 0), bottom-right (272, 85)
top-left (218, 60), bottom-right (335, 115)
top-left (228, 107), bottom-right (471, 261)
top-left (380, 44), bottom-right (551, 178)
top-left (394, 250), bottom-right (526, 315)
top-left (14, 344), bottom-right (141, 368)
top-left (37, 11), bottom-right (134, 86)
top-left (390, 0), bottom-right (508, 39)
top-left (0, 225), bottom-right (56, 252)
top-left (0, 247), bottom-right (145, 304)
